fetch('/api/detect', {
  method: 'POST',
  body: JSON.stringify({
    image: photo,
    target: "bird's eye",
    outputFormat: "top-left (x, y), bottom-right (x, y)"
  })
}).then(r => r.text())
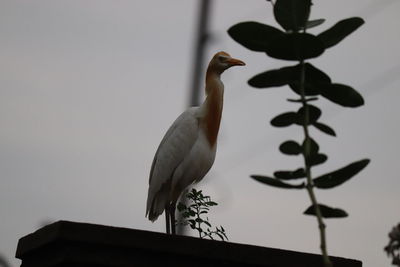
top-left (218, 56), bottom-right (226, 62)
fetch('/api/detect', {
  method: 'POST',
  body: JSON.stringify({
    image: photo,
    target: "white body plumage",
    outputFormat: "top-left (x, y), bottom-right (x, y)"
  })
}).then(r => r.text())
top-left (146, 106), bottom-right (216, 221)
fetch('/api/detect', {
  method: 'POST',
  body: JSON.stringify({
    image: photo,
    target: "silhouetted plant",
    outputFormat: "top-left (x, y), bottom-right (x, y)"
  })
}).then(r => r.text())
top-left (228, 0), bottom-right (369, 266)
top-left (385, 223), bottom-right (400, 266)
top-left (178, 188), bottom-right (228, 241)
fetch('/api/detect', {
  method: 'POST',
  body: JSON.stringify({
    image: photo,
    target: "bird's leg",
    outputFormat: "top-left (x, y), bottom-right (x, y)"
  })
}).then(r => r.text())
top-left (170, 202), bottom-right (177, 235)
top-left (165, 207), bottom-right (171, 234)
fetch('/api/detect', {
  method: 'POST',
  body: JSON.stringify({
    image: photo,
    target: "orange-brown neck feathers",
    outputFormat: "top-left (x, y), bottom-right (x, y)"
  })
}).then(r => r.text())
top-left (203, 70), bottom-right (223, 147)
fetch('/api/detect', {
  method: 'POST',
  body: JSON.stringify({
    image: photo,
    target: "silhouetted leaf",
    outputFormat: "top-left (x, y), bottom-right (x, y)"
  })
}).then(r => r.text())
top-left (266, 33), bottom-right (325, 61)
top-left (313, 122), bottom-right (336, 137)
top-left (302, 136), bottom-right (327, 166)
top-left (189, 210), bottom-right (196, 217)
top-left (297, 105), bottom-right (321, 125)
top-left (177, 202), bottom-right (187, 211)
top-left (279, 140), bottom-right (302, 155)
top-left (304, 204), bottom-right (348, 218)
top-left (251, 175), bottom-right (305, 189)
top-left (205, 201), bottom-right (217, 206)
top-left (289, 63), bottom-right (331, 96)
top-left (303, 138), bottom-right (326, 166)
top-left (271, 112), bottom-right (298, 127)
top-left (309, 153), bottom-right (328, 166)
top-left (289, 84), bottom-right (320, 96)
top-left (274, 168), bottom-right (306, 180)
top-left (287, 97), bottom-right (318, 103)
top-left (274, 0), bottom-right (311, 32)
top-left (249, 63), bottom-right (330, 94)
top-left (305, 19), bottom-right (325, 29)
top-left (313, 159), bottom-right (370, 189)
top-left (302, 137), bottom-right (319, 155)
top-left (228, 21), bottom-right (284, 52)
top-left (320, 83), bottom-right (364, 107)
top-left (317, 17), bottom-right (364, 49)
top-left (302, 63), bottom-right (331, 83)
top-left (289, 83), bottom-right (321, 96)
top-left (248, 65), bottom-right (296, 88)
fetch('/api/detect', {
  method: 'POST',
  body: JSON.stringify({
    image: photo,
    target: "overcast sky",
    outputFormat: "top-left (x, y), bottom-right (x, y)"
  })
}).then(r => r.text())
top-left (1, 1), bottom-right (399, 266)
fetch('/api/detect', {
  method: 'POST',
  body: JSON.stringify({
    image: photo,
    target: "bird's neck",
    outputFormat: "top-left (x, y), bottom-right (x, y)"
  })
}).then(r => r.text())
top-left (202, 69), bottom-right (224, 147)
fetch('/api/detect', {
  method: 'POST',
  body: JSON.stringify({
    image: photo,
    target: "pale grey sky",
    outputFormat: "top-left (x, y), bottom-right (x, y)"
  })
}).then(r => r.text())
top-left (0, 1), bottom-right (399, 266)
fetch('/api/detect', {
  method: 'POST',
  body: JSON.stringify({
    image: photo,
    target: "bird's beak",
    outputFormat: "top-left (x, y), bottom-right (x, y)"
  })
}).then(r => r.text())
top-left (227, 57), bottom-right (246, 67)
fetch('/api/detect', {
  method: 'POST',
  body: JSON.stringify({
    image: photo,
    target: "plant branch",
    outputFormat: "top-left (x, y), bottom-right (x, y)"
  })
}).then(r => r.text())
top-left (195, 199), bottom-right (202, 238)
top-left (178, 189), bottom-right (228, 241)
top-left (299, 58), bottom-right (332, 267)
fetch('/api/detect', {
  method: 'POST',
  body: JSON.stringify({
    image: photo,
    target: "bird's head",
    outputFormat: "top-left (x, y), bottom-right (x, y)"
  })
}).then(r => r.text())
top-left (208, 51), bottom-right (245, 74)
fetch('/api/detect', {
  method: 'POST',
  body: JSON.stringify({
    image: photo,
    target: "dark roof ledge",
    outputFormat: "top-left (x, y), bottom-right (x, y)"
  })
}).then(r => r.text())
top-left (16, 221), bottom-right (362, 267)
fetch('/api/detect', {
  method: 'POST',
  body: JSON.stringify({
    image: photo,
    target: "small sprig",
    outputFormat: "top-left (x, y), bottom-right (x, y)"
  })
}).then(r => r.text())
top-left (385, 223), bottom-right (400, 266)
top-left (177, 188), bottom-right (228, 241)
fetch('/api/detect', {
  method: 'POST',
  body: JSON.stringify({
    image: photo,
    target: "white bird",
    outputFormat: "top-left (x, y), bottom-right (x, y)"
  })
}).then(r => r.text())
top-left (146, 51), bottom-right (245, 234)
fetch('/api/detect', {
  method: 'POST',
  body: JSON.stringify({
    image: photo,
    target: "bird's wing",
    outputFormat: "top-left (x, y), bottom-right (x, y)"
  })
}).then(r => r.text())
top-left (146, 107), bottom-right (200, 217)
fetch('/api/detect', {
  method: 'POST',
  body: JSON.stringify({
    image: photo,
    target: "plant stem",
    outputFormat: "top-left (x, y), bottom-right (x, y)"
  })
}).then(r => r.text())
top-left (299, 59), bottom-right (332, 267)
top-left (195, 203), bottom-right (202, 238)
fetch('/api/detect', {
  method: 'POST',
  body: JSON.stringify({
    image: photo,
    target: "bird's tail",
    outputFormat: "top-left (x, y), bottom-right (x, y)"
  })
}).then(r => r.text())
top-left (146, 185), bottom-right (169, 222)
